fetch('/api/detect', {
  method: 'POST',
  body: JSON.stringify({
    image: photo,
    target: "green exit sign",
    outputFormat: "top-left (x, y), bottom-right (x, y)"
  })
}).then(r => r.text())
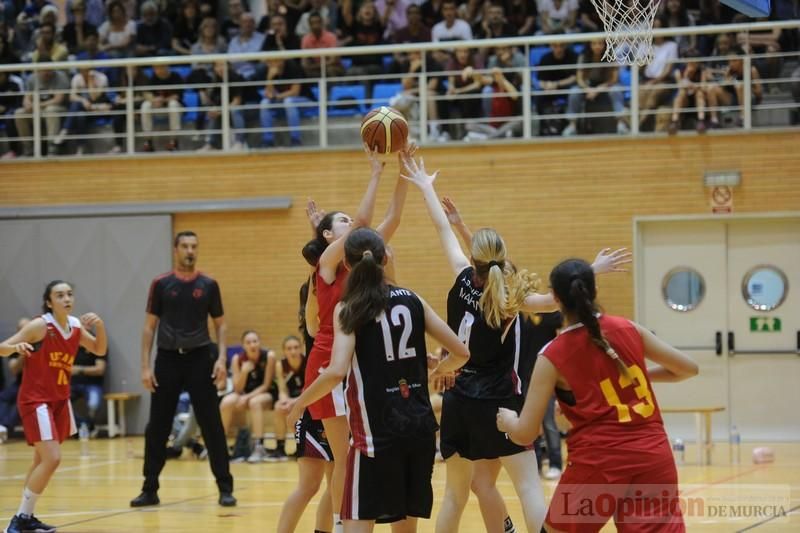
top-left (750, 317), bottom-right (782, 332)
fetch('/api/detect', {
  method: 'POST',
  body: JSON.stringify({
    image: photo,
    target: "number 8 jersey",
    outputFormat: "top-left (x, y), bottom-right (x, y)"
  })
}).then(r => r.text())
top-left (541, 314), bottom-right (667, 457)
top-left (346, 285), bottom-right (438, 457)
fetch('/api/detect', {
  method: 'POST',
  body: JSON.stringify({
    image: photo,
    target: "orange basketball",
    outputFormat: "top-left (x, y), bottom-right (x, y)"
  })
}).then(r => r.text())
top-left (360, 106), bottom-right (409, 154)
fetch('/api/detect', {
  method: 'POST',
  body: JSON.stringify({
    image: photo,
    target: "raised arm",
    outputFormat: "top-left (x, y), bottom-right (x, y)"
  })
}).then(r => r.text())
top-left (376, 143), bottom-right (417, 243)
top-left (79, 312), bottom-right (107, 356)
top-left (441, 196), bottom-right (473, 251)
top-left (497, 355), bottom-right (560, 445)
top-left (635, 323), bottom-right (698, 382)
top-left (400, 153), bottom-right (470, 276)
top-left (287, 302), bottom-right (355, 427)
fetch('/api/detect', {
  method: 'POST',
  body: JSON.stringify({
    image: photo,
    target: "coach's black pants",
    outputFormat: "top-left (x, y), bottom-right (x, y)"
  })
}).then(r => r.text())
top-left (142, 346), bottom-right (233, 493)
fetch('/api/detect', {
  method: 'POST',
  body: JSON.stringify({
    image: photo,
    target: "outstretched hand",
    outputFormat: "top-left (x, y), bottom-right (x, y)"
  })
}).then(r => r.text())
top-left (364, 143), bottom-right (385, 177)
top-left (441, 197), bottom-right (463, 226)
top-left (400, 152), bottom-right (438, 189)
top-left (591, 247), bottom-right (632, 274)
top-left (306, 198), bottom-right (326, 233)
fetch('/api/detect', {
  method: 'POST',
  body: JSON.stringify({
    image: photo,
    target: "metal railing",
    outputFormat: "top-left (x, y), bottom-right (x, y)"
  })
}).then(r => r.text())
top-left (0, 20), bottom-right (798, 159)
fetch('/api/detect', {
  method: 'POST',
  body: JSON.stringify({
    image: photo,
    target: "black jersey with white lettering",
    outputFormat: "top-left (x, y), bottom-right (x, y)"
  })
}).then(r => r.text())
top-left (346, 285), bottom-right (438, 457)
top-left (241, 349), bottom-right (269, 394)
top-left (446, 267), bottom-right (522, 400)
top-left (280, 357), bottom-right (306, 398)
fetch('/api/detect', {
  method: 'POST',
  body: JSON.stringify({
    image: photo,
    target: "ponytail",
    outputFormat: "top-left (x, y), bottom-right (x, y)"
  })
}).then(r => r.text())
top-left (569, 278), bottom-right (631, 379)
top-left (338, 228), bottom-right (388, 334)
top-left (478, 260), bottom-right (540, 330)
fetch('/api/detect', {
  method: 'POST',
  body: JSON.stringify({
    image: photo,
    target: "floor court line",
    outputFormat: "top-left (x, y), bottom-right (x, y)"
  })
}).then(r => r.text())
top-left (0, 459), bottom-right (124, 481)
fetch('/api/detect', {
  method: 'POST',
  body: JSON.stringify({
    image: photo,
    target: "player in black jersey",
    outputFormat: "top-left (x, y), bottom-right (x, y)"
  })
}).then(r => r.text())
top-left (219, 330), bottom-right (277, 463)
top-left (288, 228), bottom-right (469, 532)
top-left (401, 152), bottom-right (630, 533)
top-left (277, 280), bottom-right (333, 533)
top-left (269, 335), bottom-right (307, 462)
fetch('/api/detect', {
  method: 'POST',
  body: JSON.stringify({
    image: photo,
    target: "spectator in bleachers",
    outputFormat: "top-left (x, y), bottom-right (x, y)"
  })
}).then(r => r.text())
top-left (0, 318), bottom-right (27, 436)
top-left (0, 2), bottom-right (16, 26)
top-left (387, 50), bottom-right (446, 140)
top-left (189, 16), bottom-right (228, 72)
top-left (392, 4), bottom-right (431, 43)
top-left (62, 0), bottom-right (98, 55)
top-left (30, 21), bottom-right (68, 62)
top-left (70, 346), bottom-right (107, 434)
top-left (342, 2), bottom-right (385, 82)
top-left (473, 3), bottom-right (516, 39)
top-left (300, 11), bottom-right (344, 79)
top-left (502, 0), bottom-right (538, 36)
top-left (75, 27), bottom-right (109, 62)
top-left (465, 45), bottom-right (524, 139)
top-left (535, 38), bottom-right (577, 117)
top-left (562, 38), bottom-right (627, 136)
top-left (431, 0), bottom-right (472, 42)
top-left (295, 0), bottom-right (334, 39)
top-left (66, 0), bottom-right (105, 28)
top-left (576, 0), bottom-right (600, 32)
top-left (14, 0), bottom-right (55, 54)
top-left (14, 55), bottom-right (69, 156)
top-left (706, 45), bottom-right (762, 127)
top-left (0, 70), bottom-right (24, 159)
top-left (221, 0), bottom-right (244, 42)
top-left (257, 0), bottom-right (305, 37)
top-left (99, 0), bottom-right (137, 58)
top-left (198, 60), bottom-right (248, 152)
top-left (667, 50), bottom-right (709, 134)
top-left (135, 1), bottom-right (174, 57)
top-left (259, 57), bottom-right (308, 147)
top-left (52, 66), bottom-right (111, 154)
top-left (172, 0), bottom-right (203, 55)
top-left (445, 47), bottom-right (485, 140)
top-left (638, 19), bottom-right (678, 131)
top-left (227, 12), bottom-right (265, 80)
top-left (140, 64), bottom-right (184, 152)
top-left (735, 16), bottom-right (783, 87)
top-left (538, 0), bottom-right (578, 35)
top-left (420, 0), bottom-right (444, 28)
top-left (262, 13), bottom-right (301, 51)
top-left (659, 0), bottom-right (696, 56)
top-left (709, 32), bottom-right (734, 75)
top-left (109, 66), bottom-right (148, 153)
top-left (375, 0), bottom-right (412, 41)
top-left (0, 26), bottom-right (17, 65)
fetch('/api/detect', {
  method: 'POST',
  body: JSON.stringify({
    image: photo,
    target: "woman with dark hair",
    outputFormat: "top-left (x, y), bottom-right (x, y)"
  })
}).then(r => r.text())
top-left (289, 227), bottom-right (470, 533)
top-left (98, 0), bottom-right (137, 57)
top-left (498, 258), bottom-right (698, 531)
top-left (172, 0), bottom-right (203, 55)
top-left (401, 151), bottom-right (629, 533)
top-left (300, 146), bottom-right (411, 532)
top-left (1, 281), bottom-right (107, 533)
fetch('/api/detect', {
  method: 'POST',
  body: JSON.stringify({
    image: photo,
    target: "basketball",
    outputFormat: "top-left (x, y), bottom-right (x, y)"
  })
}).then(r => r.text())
top-left (360, 106), bottom-right (409, 154)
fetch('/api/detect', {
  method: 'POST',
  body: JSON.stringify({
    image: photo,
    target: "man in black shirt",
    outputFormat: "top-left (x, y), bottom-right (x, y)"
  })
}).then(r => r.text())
top-left (134, 1), bottom-right (174, 57)
top-left (140, 64), bottom-right (184, 153)
top-left (70, 346), bottom-right (107, 434)
top-left (131, 231), bottom-right (235, 508)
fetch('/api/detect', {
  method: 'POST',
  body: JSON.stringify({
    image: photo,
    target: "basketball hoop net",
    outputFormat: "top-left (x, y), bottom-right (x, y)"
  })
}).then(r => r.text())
top-left (590, 0), bottom-right (662, 66)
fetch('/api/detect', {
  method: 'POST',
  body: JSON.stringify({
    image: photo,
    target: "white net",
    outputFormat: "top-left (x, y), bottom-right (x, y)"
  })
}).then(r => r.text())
top-left (590, 0), bottom-right (662, 66)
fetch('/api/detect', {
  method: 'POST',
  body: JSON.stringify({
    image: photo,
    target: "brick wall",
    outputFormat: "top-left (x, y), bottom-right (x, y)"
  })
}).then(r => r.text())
top-left (2, 132), bottom-right (798, 348)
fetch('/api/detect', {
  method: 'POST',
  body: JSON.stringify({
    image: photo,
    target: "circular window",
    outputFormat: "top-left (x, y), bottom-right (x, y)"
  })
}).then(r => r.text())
top-left (742, 266), bottom-right (788, 311)
top-left (662, 267), bottom-right (705, 312)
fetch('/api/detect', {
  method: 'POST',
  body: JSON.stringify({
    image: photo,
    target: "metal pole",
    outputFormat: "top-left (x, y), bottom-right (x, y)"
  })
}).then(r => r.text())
top-left (419, 51), bottom-right (428, 144)
top-left (522, 43), bottom-right (532, 140)
top-left (630, 64), bottom-right (640, 135)
top-left (32, 74), bottom-right (41, 159)
top-left (125, 67), bottom-right (135, 154)
top-left (319, 56), bottom-right (328, 148)
top-left (221, 64), bottom-right (231, 150)
top-left (743, 55), bottom-right (752, 130)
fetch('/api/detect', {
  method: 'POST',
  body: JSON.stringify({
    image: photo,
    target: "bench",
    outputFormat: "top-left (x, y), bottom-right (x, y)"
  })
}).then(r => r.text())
top-left (661, 406), bottom-right (726, 465)
top-left (104, 392), bottom-right (141, 438)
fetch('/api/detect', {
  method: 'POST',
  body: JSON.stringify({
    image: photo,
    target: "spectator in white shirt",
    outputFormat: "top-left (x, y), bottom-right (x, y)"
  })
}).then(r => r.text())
top-left (537, 0), bottom-right (578, 34)
top-left (638, 19), bottom-right (678, 130)
top-left (431, 0), bottom-right (472, 42)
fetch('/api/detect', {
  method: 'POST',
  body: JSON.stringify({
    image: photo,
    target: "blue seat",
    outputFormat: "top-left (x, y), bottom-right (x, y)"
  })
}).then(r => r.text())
top-left (328, 84), bottom-right (367, 116)
top-left (174, 65), bottom-right (192, 80)
top-left (182, 89), bottom-right (199, 123)
top-left (372, 82), bottom-right (403, 108)
top-left (382, 55), bottom-right (394, 71)
top-left (573, 43), bottom-right (585, 57)
top-left (529, 46), bottom-right (551, 67)
top-left (340, 57), bottom-right (353, 71)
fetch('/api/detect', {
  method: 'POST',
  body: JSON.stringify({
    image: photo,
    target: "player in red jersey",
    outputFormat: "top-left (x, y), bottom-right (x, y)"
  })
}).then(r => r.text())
top-left (497, 259), bottom-right (698, 533)
top-left (288, 228), bottom-right (470, 533)
top-left (300, 146), bottom-right (413, 531)
top-left (0, 280), bottom-right (107, 533)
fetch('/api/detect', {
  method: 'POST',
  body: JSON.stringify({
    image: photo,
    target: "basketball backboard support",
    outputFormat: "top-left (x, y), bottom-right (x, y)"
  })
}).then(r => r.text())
top-left (720, 0), bottom-right (771, 17)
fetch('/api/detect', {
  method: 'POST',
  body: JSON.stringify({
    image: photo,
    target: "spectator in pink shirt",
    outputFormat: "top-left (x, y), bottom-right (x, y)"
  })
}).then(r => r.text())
top-left (301, 11), bottom-right (344, 78)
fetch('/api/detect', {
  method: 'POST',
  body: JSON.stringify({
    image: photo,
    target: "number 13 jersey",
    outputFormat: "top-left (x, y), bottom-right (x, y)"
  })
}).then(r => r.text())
top-left (346, 285), bottom-right (438, 457)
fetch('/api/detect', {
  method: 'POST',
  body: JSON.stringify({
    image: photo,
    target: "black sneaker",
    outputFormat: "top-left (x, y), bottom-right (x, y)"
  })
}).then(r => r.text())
top-left (190, 441), bottom-right (207, 460)
top-left (4, 514), bottom-right (55, 533)
top-left (265, 448), bottom-right (289, 462)
top-left (130, 491), bottom-right (160, 507)
top-left (165, 446), bottom-right (183, 460)
top-left (218, 492), bottom-right (237, 507)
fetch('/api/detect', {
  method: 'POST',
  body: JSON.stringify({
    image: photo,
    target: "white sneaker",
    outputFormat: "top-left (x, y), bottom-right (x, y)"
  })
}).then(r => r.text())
top-left (562, 124), bottom-right (577, 137)
top-left (0, 424), bottom-right (7, 443)
top-left (544, 467), bottom-right (562, 480)
top-left (53, 129), bottom-right (67, 146)
top-left (230, 141), bottom-right (247, 152)
top-left (247, 444), bottom-right (266, 463)
top-left (617, 121), bottom-right (630, 134)
top-left (435, 131), bottom-right (451, 143)
top-left (197, 143), bottom-right (215, 152)
top-left (464, 131), bottom-right (488, 142)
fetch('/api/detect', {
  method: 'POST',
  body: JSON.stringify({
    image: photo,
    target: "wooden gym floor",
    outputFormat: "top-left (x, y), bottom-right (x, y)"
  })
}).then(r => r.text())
top-left (0, 438), bottom-right (798, 532)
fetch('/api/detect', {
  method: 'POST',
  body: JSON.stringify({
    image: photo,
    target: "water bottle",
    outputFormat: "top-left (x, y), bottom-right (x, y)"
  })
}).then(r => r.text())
top-left (729, 425), bottom-right (741, 465)
top-left (79, 422), bottom-right (90, 458)
top-left (672, 438), bottom-right (685, 465)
